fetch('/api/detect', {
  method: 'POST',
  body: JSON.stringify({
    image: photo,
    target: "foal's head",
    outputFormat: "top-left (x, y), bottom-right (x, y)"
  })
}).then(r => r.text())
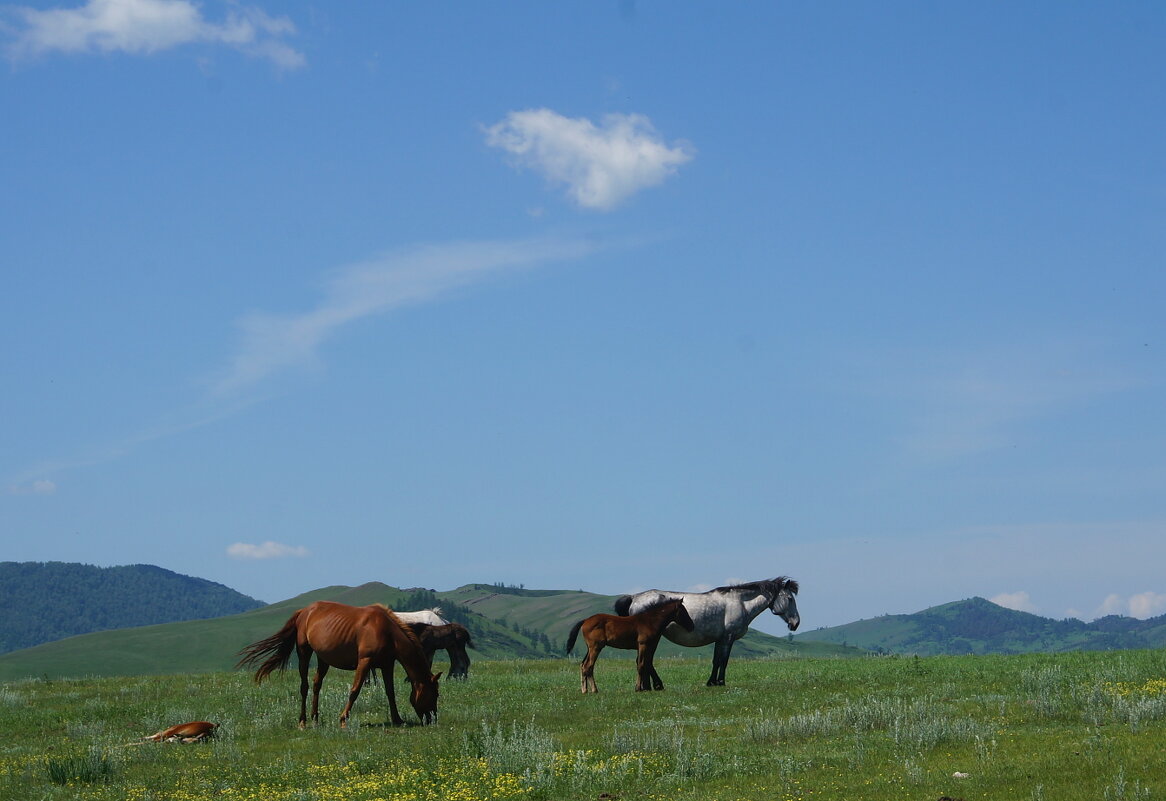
top-left (671, 601), bottom-right (696, 633)
top-left (410, 672), bottom-right (442, 724)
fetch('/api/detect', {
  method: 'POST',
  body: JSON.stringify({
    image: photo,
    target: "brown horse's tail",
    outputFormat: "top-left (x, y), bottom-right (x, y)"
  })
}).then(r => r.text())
top-left (455, 624), bottom-right (476, 650)
top-left (565, 619), bottom-right (585, 656)
top-left (236, 612), bottom-right (300, 683)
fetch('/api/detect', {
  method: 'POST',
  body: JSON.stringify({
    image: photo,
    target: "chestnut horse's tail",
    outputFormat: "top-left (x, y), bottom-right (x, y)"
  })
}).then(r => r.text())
top-left (565, 619), bottom-right (585, 656)
top-left (236, 612), bottom-right (300, 683)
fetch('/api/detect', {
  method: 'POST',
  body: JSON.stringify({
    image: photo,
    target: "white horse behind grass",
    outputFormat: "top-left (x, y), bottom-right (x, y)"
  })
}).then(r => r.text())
top-left (614, 577), bottom-right (800, 687)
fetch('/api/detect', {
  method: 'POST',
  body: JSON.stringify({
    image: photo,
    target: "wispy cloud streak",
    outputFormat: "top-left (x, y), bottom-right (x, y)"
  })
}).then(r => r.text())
top-left (4, 236), bottom-right (599, 489)
top-left (849, 340), bottom-right (1136, 461)
top-left (227, 541), bottom-right (309, 560)
top-left (213, 236), bottom-right (599, 397)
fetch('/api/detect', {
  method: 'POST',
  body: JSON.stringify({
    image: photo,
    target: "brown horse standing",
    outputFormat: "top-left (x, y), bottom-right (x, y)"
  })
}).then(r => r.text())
top-left (407, 621), bottom-right (475, 680)
top-left (237, 601), bottom-right (441, 727)
top-left (565, 599), bottom-right (694, 693)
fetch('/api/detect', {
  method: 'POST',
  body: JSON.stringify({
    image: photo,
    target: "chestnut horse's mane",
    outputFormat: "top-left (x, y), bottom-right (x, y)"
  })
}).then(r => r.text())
top-left (370, 603), bottom-right (424, 650)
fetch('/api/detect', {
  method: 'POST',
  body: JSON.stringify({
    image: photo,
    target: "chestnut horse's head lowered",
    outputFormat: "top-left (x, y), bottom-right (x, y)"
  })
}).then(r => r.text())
top-left (409, 669), bottom-right (441, 724)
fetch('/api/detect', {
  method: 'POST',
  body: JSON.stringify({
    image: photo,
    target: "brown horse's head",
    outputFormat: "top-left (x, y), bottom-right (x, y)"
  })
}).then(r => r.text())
top-left (410, 672), bottom-right (441, 724)
top-left (669, 600), bottom-right (696, 633)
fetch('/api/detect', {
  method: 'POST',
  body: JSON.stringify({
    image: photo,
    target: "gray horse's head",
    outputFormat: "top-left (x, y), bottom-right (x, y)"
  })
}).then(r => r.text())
top-left (768, 577), bottom-right (800, 631)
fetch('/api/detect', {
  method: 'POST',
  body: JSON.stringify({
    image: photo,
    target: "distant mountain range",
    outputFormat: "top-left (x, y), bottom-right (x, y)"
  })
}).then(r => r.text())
top-left (0, 562), bottom-right (265, 654)
top-left (794, 596), bottom-right (1166, 655)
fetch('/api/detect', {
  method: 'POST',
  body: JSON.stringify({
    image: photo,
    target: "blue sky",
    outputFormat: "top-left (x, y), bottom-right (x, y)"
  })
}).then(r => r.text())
top-left (2, 2), bottom-right (1164, 634)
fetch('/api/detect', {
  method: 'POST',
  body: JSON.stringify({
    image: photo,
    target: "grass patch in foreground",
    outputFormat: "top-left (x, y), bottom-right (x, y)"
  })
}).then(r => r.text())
top-left (1, 651), bottom-right (1165, 800)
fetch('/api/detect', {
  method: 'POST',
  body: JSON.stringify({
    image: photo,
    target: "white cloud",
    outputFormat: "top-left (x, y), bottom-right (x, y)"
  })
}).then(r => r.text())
top-left (227, 540), bottom-right (309, 560)
top-left (5, 0), bottom-right (305, 69)
top-left (1128, 592), bottom-right (1166, 619)
top-left (212, 236), bottom-right (598, 396)
top-left (1095, 593), bottom-right (1125, 617)
top-left (484, 109), bottom-right (694, 210)
top-left (1094, 591), bottom-right (1166, 620)
top-left (989, 590), bottom-right (1039, 614)
top-left (7, 479), bottom-right (57, 495)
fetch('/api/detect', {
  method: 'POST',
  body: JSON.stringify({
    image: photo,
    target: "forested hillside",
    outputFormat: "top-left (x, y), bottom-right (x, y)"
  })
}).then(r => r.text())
top-left (0, 562), bottom-right (265, 654)
top-left (795, 596), bottom-right (1166, 655)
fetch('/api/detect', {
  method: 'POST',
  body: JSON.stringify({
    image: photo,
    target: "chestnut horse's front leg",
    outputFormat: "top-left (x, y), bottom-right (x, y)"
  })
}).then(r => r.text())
top-left (339, 658), bottom-right (372, 729)
top-left (382, 662), bottom-right (405, 722)
top-left (382, 661), bottom-right (405, 725)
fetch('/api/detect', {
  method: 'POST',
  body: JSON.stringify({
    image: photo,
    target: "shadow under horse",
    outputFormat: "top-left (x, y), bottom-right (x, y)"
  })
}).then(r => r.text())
top-left (565, 599), bottom-right (694, 693)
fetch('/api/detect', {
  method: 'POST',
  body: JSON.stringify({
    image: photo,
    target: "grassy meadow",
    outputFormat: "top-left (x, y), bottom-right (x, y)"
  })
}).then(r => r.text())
top-left (2, 650), bottom-right (1165, 801)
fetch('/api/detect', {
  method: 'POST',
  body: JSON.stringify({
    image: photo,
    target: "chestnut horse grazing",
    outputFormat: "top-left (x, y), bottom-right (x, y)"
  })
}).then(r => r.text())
top-left (237, 601), bottom-right (441, 727)
top-left (565, 599), bottom-right (694, 693)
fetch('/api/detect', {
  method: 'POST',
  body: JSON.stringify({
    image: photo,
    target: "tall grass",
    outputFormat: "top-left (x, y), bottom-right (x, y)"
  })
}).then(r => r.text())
top-left (1, 650), bottom-right (1164, 800)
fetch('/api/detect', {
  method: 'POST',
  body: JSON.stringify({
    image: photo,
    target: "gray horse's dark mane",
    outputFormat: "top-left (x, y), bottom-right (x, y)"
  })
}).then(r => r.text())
top-left (714, 577), bottom-right (799, 596)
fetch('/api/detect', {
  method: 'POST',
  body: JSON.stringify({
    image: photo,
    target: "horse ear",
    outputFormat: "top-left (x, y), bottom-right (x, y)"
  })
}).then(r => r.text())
top-left (431, 672), bottom-right (443, 683)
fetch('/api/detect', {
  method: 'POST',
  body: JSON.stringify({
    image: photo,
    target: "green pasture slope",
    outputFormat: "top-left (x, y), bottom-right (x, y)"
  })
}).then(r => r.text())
top-left (2, 650), bottom-right (1165, 801)
top-left (0, 582), bottom-right (841, 681)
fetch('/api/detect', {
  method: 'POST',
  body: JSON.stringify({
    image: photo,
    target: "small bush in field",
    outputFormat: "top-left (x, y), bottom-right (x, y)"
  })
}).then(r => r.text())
top-left (45, 748), bottom-right (115, 785)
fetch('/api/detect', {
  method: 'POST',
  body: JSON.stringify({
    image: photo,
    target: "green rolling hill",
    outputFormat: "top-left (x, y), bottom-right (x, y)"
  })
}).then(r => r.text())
top-left (795, 596), bottom-right (1166, 655)
top-left (0, 581), bottom-right (849, 680)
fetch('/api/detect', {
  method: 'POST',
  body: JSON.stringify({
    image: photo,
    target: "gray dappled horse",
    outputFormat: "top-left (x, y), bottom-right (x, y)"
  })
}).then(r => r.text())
top-left (614, 577), bottom-right (800, 687)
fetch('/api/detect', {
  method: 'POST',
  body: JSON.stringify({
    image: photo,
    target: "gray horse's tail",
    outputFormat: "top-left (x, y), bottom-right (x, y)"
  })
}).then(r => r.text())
top-left (612, 595), bottom-right (633, 616)
top-left (565, 619), bottom-right (585, 656)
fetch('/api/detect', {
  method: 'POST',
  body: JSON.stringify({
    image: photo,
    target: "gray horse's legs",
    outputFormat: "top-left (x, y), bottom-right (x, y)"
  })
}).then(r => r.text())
top-left (707, 638), bottom-right (735, 686)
